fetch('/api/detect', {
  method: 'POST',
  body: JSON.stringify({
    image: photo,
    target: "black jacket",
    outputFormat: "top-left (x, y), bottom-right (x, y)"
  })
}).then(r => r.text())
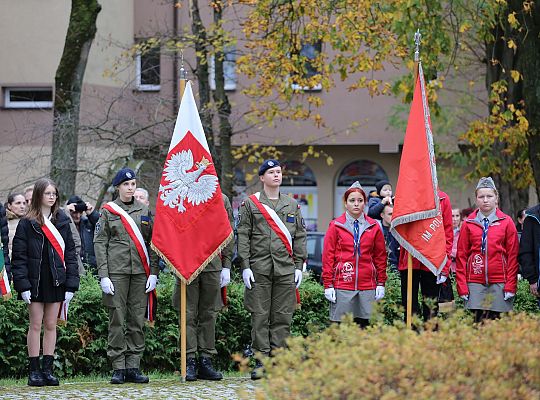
top-left (78, 210), bottom-right (99, 268)
top-left (518, 204), bottom-right (540, 285)
top-left (0, 204), bottom-right (10, 274)
top-left (12, 210), bottom-right (79, 296)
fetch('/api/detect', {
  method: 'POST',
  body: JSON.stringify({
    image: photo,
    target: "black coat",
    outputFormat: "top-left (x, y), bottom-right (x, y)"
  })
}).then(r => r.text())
top-left (519, 204), bottom-right (540, 284)
top-left (0, 204), bottom-right (10, 274)
top-left (79, 210), bottom-right (98, 268)
top-left (11, 210), bottom-right (79, 296)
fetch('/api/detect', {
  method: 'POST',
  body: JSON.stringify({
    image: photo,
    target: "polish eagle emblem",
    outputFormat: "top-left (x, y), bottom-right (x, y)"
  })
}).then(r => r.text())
top-left (159, 150), bottom-right (218, 213)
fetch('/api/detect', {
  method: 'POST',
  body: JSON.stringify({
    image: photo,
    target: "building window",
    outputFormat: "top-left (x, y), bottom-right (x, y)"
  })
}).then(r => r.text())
top-left (280, 160), bottom-right (318, 231)
top-left (291, 41), bottom-right (322, 92)
top-left (334, 159), bottom-right (389, 217)
top-left (209, 46), bottom-right (238, 91)
top-left (135, 46), bottom-right (160, 91)
top-left (3, 87), bottom-right (53, 109)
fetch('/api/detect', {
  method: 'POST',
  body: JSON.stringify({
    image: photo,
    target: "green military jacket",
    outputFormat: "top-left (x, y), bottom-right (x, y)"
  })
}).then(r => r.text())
top-left (204, 194), bottom-right (235, 272)
top-left (94, 198), bottom-right (159, 278)
top-left (237, 190), bottom-right (307, 276)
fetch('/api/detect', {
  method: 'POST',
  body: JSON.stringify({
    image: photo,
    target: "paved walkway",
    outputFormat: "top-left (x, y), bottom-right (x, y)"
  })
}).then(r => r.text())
top-left (0, 377), bottom-right (260, 400)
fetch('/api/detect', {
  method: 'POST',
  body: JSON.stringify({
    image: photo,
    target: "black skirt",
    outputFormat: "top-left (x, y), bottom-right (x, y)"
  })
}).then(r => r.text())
top-left (33, 241), bottom-right (65, 303)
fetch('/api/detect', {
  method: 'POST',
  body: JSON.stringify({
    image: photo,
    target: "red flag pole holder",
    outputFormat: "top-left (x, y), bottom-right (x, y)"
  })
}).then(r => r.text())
top-left (178, 70), bottom-right (187, 383)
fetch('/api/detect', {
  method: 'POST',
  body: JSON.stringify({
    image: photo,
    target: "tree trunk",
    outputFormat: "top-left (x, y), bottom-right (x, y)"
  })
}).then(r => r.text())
top-left (51, 0), bottom-right (101, 201)
top-left (484, 2), bottom-right (529, 215)
top-left (517, 0), bottom-right (540, 201)
top-left (212, 3), bottom-right (233, 198)
top-left (191, 0), bottom-right (220, 173)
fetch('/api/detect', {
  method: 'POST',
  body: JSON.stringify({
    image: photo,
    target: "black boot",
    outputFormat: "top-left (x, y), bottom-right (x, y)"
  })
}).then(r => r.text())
top-left (125, 368), bottom-right (149, 384)
top-left (185, 357), bottom-right (197, 381)
top-left (197, 357), bottom-right (223, 380)
top-left (110, 369), bottom-right (125, 384)
top-left (27, 357), bottom-right (45, 387)
top-left (41, 355), bottom-right (59, 386)
top-left (250, 359), bottom-right (264, 380)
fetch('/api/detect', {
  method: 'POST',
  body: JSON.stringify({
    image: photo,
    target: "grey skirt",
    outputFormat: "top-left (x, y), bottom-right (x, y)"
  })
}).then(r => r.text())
top-left (465, 283), bottom-right (513, 312)
top-left (329, 289), bottom-right (376, 321)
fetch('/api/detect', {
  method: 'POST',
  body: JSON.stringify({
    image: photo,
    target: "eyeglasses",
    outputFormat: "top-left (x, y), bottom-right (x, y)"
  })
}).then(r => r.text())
top-left (44, 192), bottom-right (57, 198)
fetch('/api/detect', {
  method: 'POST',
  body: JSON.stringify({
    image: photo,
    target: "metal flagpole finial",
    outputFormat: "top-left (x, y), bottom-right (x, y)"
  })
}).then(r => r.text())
top-left (414, 29), bottom-right (421, 62)
top-left (179, 49), bottom-right (187, 80)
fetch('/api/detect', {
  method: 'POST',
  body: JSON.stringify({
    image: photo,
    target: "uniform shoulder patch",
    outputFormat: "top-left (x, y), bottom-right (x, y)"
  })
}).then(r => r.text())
top-left (95, 219), bottom-right (102, 235)
top-left (141, 215), bottom-right (150, 225)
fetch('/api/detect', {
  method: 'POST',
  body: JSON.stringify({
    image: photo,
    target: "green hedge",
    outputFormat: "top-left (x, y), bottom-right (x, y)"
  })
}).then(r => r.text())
top-left (0, 271), bottom-right (537, 378)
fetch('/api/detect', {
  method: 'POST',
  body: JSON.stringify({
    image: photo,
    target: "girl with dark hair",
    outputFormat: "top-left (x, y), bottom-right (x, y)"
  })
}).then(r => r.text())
top-left (6, 192), bottom-right (26, 257)
top-left (322, 181), bottom-right (387, 327)
top-left (11, 178), bottom-right (79, 386)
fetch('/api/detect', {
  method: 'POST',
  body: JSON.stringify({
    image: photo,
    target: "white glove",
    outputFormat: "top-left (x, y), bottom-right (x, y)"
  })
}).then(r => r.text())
top-left (375, 285), bottom-right (385, 301)
top-left (242, 268), bottom-right (255, 289)
top-left (503, 292), bottom-right (515, 301)
top-left (294, 269), bottom-right (303, 289)
top-left (21, 290), bottom-right (32, 304)
top-left (324, 287), bottom-right (336, 303)
top-left (460, 294), bottom-right (469, 301)
top-left (145, 274), bottom-right (158, 293)
top-left (64, 291), bottom-right (74, 303)
top-left (436, 274), bottom-right (447, 285)
top-left (100, 277), bottom-right (115, 295)
top-left (220, 268), bottom-right (231, 288)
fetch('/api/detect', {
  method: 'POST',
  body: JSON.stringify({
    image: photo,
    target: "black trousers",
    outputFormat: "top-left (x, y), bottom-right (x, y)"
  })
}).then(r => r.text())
top-left (400, 269), bottom-right (439, 321)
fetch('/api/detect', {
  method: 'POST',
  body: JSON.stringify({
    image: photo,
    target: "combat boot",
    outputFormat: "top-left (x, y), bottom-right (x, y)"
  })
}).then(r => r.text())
top-left (110, 369), bottom-right (125, 384)
top-left (41, 355), bottom-right (59, 386)
top-left (125, 368), bottom-right (149, 383)
top-left (250, 359), bottom-right (264, 380)
top-left (27, 357), bottom-right (45, 387)
top-left (197, 357), bottom-right (223, 380)
top-left (186, 357), bottom-right (197, 381)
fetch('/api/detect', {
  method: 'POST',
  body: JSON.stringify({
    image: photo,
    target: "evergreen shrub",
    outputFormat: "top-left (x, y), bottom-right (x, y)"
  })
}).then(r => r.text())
top-left (0, 271), bottom-right (537, 378)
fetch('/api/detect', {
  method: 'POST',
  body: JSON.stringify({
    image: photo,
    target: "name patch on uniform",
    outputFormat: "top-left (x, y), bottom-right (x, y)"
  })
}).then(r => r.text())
top-left (287, 213), bottom-right (295, 223)
top-left (141, 215), bottom-right (150, 225)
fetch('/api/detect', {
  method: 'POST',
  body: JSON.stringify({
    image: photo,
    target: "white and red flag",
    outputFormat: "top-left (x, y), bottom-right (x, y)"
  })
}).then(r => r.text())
top-left (0, 243), bottom-right (11, 300)
top-left (151, 82), bottom-right (233, 284)
top-left (390, 63), bottom-right (447, 275)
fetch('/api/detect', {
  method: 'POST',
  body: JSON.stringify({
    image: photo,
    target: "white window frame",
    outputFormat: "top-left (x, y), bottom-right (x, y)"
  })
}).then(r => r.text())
top-left (135, 51), bottom-right (161, 91)
top-left (3, 87), bottom-right (53, 109)
top-left (209, 46), bottom-right (238, 91)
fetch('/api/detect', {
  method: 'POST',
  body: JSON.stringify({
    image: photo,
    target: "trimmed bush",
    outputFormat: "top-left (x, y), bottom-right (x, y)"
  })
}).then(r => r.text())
top-left (0, 271), bottom-right (537, 378)
top-left (263, 312), bottom-right (540, 399)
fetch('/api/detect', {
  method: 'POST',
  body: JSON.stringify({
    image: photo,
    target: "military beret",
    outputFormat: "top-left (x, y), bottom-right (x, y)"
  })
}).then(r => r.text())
top-left (112, 168), bottom-right (137, 187)
top-left (476, 176), bottom-right (496, 191)
top-left (258, 159), bottom-right (281, 176)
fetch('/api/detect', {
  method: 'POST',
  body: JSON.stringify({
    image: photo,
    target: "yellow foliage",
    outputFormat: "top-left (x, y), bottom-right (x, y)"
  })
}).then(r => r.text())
top-left (264, 313), bottom-right (540, 399)
top-left (510, 70), bottom-right (521, 83)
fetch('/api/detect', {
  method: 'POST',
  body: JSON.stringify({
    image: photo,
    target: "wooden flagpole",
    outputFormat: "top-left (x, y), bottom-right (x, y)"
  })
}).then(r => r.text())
top-left (407, 30), bottom-right (422, 330)
top-left (178, 61), bottom-right (187, 382)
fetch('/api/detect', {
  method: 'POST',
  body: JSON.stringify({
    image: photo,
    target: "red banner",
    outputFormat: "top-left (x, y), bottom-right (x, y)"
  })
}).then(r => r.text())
top-left (151, 82), bottom-right (233, 284)
top-left (390, 63), bottom-right (447, 275)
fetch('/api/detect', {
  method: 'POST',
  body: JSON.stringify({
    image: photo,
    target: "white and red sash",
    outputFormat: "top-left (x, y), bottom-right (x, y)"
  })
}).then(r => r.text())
top-left (42, 217), bottom-right (69, 323)
top-left (249, 193), bottom-right (293, 256)
top-left (249, 193), bottom-right (300, 305)
top-left (103, 202), bottom-right (156, 323)
top-left (0, 243), bottom-right (11, 300)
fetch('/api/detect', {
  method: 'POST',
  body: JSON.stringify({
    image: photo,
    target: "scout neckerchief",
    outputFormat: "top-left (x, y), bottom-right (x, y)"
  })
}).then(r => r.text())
top-left (42, 216), bottom-right (69, 324)
top-left (0, 242), bottom-right (11, 300)
top-left (103, 202), bottom-right (157, 324)
top-left (248, 192), bottom-right (301, 305)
